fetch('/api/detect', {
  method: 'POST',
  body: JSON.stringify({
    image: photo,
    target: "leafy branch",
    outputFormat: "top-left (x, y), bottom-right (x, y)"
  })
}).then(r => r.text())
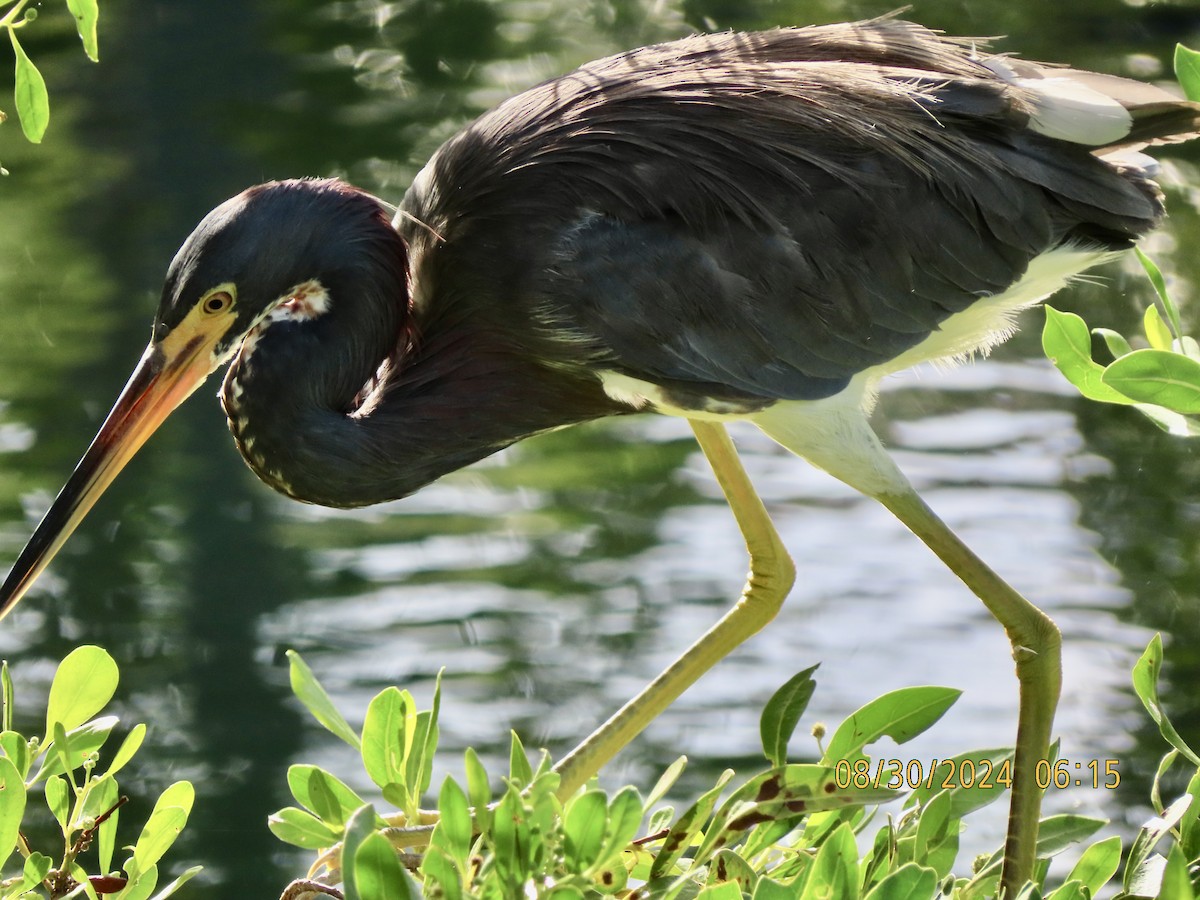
top-left (271, 639), bottom-right (1200, 899)
top-left (0, 0), bottom-right (99, 156)
top-left (0, 647), bottom-right (199, 900)
top-left (1042, 43), bottom-right (1200, 435)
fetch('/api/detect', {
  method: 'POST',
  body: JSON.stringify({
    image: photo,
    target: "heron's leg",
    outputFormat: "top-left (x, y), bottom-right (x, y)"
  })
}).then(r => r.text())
top-left (877, 487), bottom-right (1061, 898)
top-left (554, 420), bottom-right (796, 797)
top-left (753, 396), bottom-right (1059, 896)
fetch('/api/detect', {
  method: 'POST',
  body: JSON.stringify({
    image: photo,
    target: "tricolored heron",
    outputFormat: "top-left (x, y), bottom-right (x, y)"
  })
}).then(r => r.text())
top-left (2, 16), bottom-right (1197, 893)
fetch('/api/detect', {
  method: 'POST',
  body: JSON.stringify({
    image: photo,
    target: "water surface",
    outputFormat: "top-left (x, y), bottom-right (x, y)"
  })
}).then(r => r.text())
top-left (1, 0), bottom-right (1199, 894)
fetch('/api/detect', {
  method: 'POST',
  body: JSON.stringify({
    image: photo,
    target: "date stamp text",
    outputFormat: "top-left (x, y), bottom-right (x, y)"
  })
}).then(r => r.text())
top-left (834, 758), bottom-right (1121, 791)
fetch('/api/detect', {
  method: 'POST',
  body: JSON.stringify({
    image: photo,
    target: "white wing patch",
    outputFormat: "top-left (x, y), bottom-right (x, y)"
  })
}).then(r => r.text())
top-left (982, 57), bottom-right (1134, 146)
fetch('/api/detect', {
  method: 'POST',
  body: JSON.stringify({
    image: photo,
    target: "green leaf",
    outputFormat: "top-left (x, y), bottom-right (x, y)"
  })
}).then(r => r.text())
top-left (646, 757), bottom-right (686, 809)
top-left (8, 30), bottom-right (48, 143)
top-left (1130, 403), bottom-right (1200, 437)
top-left (752, 878), bottom-right (800, 900)
top-left (267, 806), bottom-right (341, 850)
top-left (1, 662), bottom-right (13, 733)
top-left (46, 646), bottom-right (118, 736)
top-left (405, 708), bottom-right (437, 801)
top-left (80, 774), bottom-right (121, 874)
top-left (1162, 753), bottom-right (1190, 805)
top-left (596, 786), bottom-right (643, 869)
top-left (51, 720), bottom-right (75, 786)
top-left (463, 747), bottom-right (491, 832)
top-left (699, 764), bottom-right (896, 867)
top-left (133, 807), bottom-right (188, 872)
top-left (509, 731), bottom-right (533, 786)
top-left (115, 863), bottom-right (158, 900)
top-left (1102, 349), bottom-right (1200, 414)
top-left (286, 650), bottom-right (361, 751)
top-left (1136, 248), bottom-right (1185, 342)
top-left (1126, 853), bottom-right (1168, 899)
top-left (0, 755), bottom-right (26, 869)
top-left (564, 790), bottom-right (608, 872)
top-left (361, 687), bottom-right (408, 792)
top-left (821, 686), bottom-right (961, 765)
top-left (1034, 815), bottom-right (1106, 857)
top-left (287, 764), bottom-right (366, 828)
top-left (146, 864), bottom-right (202, 900)
top-left (863, 863), bottom-right (938, 900)
top-left (33, 715), bottom-right (118, 782)
top-left (421, 847), bottom-right (463, 900)
top-left (64, 0), bottom-right (100, 61)
top-left (1125, 795), bottom-right (1193, 894)
top-left (1177, 44), bottom-right (1200, 101)
top-left (105, 724), bottom-right (146, 779)
top-left (1160, 843), bottom-right (1196, 900)
top-left (308, 768), bottom-right (346, 827)
top-left (491, 784), bottom-right (532, 887)
top-left (433, 777), bottom-right (472, 868)
top-left (45, 773), bottom-right (70, 831)
top-left (646, 805), bottom-right (674, 836)
top-left (1181, 771), bottom-right (1200, 859)
top-left (1065, 835), bottom-right (1121, 895)
top-left (156, 781), bottom-right (195, 815)
top-left (1092, 328), bottom-right (1133, 359)
top-left (913, 791), bottom-right (958, 878)
top-left (697, 884), bottom-right (742, 900)
top-left (0, 731), bottom-right (29, 779)
top-left (1041, 307), bottom-right (1134, 404)
top-left (706, 849), bottom-right (756, 892)
top-left (1132, 636), bottom-right (1200, 766)
top-left (798, 822), bottom-right (859, 900)
top-left (761, 665), bottom-right (818, 767)
top-left (21, 852), bottom-right (53, 894)
top-left (132, 781), bottom-right (193, 871)
top-left (355, 831), bottom-right (416, 900)
top-left (341, 804), bottom-right (380, 900)
top-left (1045, 880), bottom-right (1086, 900)
top-left (908, 747), bottom-right (1014, 819)
top-left (650, 769), bottom-right (735, 879)
top-left (1144, 304), bottom-right (1174, 350)
top-left (406, 672), bottom-right (441, 799)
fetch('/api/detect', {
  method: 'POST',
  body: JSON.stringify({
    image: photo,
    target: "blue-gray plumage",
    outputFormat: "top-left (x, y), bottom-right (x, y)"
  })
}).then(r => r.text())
top-left (191, 13), bottom-right (1193, 507)
top-left (2, 17), bottom-right (1198, 893)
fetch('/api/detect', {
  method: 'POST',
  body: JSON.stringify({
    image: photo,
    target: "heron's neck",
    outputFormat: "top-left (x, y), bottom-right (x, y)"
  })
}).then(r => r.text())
top-left (221, 267), bottom-right (615, 508)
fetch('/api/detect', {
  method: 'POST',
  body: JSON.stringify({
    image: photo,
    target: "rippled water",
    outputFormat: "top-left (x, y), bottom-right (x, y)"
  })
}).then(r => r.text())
top-left (1, 0), bottom-right (1199, 894)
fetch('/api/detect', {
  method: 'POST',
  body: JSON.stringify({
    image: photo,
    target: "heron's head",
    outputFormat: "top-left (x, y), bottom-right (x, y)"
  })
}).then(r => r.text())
top-left (155, 178), bottom-right (398, 374)
top-left (0, 178), bottom-right (401, 619)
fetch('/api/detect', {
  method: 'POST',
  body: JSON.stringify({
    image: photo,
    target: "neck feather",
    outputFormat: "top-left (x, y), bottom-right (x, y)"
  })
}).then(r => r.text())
top-left (220, 227), bottom-right (618, 508)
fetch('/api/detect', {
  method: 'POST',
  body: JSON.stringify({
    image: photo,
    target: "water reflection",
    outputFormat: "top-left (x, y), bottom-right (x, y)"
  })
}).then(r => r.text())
top-left (0, 0), bottom-right (1199, 893)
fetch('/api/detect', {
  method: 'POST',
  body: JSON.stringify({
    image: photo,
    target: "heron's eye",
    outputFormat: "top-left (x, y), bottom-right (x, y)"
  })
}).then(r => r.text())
top-left (202, 291), bottom-right (233, 315)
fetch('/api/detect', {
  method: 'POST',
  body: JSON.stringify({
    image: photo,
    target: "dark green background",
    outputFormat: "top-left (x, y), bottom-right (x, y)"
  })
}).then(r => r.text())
top-left (1, 0), bottom-right (1199, 895)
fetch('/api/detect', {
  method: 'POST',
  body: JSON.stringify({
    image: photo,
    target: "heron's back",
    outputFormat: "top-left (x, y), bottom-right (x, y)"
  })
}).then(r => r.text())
top-left (398, 17), bottom-right (1200, 410)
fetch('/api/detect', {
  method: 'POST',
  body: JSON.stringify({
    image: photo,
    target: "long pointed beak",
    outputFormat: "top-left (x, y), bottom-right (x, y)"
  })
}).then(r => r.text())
top-left (0, 335), bottom-right (219, 620)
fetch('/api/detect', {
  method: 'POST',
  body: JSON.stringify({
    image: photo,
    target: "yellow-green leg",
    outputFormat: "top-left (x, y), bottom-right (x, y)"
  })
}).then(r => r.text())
top-left (877, 489), bottom-right (1061, 898)
top-left (554, 420), bottom-right (796, 796)
top-left (553, 415), bottom-right (1059, 899)
top-left (754, 395), bottom-right (1059, 896)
